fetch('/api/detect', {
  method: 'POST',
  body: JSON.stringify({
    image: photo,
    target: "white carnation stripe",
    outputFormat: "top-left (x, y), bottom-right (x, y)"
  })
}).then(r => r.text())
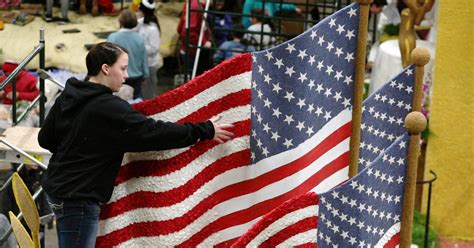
top-left (248, 205), bottom-right (318, 247)
top-left (150, 72), bottom-right (251, 122)
top-left (276, 229), bottom-right (318, 248)
top-left (376, 222), bottom-right (400, 247)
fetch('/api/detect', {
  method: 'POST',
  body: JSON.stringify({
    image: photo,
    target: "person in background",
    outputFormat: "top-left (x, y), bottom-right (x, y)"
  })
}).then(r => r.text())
top-left (241, 0), bottom-right (300, 29)
top-left (213, 24), bottom-right (255, 64)
top-left (177, 0), bottom-right (213, 77)
top-left (135, 0), bottom-right (162, 100)
top-left (44, 0), bottom-right (69, 22)
top-left (244, 8), bottom-right (275, 50)
top-left (108, 10), bottom-right (149, 100)
top-left (211, 0), bottom-right (234, 47)
top-left (0, 62), bottom-right (39, 105)
top-left (39, 42), bottom-right (234, 248)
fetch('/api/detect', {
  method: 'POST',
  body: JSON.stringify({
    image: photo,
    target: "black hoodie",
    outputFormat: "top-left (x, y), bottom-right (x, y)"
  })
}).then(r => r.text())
top-left (38, 78), bottom-right (214, 203)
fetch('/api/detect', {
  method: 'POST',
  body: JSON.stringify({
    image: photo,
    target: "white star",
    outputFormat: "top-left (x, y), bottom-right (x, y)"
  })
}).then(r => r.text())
top-left (298, 72), bottom-right (308, 83)
top-left (308, 79), bottom-right (315, 90)
top-left (389, 80), bottom-right (397, 87)
top-left (296, 121), bottom-right (305, 131)
top-left (405, 68), bottom-right (413, 76)
top-left (283, 115), bottom-right (294, 125)
top-left (261, 147), bottom-right (269, 156)
top-left (297, 49), bottom-right (308, 60)
top-left (308, 55), bottom-right (316, 66)
top-left (335, 47), bottom-right (343, 57)
top-left (296, 98), bottom-right (306, 108)
top-left (324, 111), bottom-right (332, 121)
top-left (329, 18), bottom-right (336, 28)
top-left (272, 107), bottom-right (282, 118)
top-left (397, 158), bottom-right (405, 166)
top-left (271, 131), bottom-right (280, 141)
top-left (285, 66), bottom-right (296, 77)
top-left (310, 30), bottom-right (317, 40)
top-left (346, 29), bottom-right (355, 40)
top-left (334, 70), bottom-right (343, 81)
top-left (264, 51), bottom-right (273, 61)
top-left (405, 86), bottom-right (414, 94)
top-left (315, 106), bottom-right (323, 116)
top-left (341, 230), bottom-right (349, 239)
top-left (399, 141), bottom-right (406, 149)
top-left (317, 60), bottom-right (324, 70)
top-left (274, 58), bottom-right (284, 68)
top-left (263, 98), bottom-right (271, 108)
top-left (347, 8), bottom-right (357, 17)
top-left (306, 126), bottom-right (314, 136)
top-left (284, 91), bottom-right (295, 102)
top-left (257, 89), bottom-right (263, 99)
top-left (262, 123), bottom-right (271, 133)
top-left (316, 84), bottom-right (324, 93)
top-left (263, 73), bottom-right (271, 84)
top-left (336, 24), bottom-right (345, 34)
top-left (307, 103), bottom-right (315, 113)
top-left (285, 43), bottom-right (296, 54)
top-left (318, 35), bottom-right (325, 46)
top-left (344, 52), bottom-right (354, 62)
top-left (397, 83), bottom-right (404, 90)
top-left (349, 236), bottom-right (357, 245)
top-left (344, 75), bottom-right (353, 85)
top-left (258, 65), bottom-right (264, 74)
top-left (272, 83), bottom-right (282, 93)
top-left (333, 91), bottom-right (342, 102)
top-left (324, 87), bottom-right (332, 97)
top-left (325, 65), bottom-right (334, 75)
top-left (326, 41), bottom-right (334, 52)
top-left (283, 138), bottom-right (293, 148)
top-left (252, 54), bottom-right (257, 63)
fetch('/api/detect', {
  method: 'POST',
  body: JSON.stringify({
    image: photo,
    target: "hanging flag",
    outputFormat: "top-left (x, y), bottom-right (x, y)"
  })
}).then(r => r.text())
top-left (97, 3), bottom-right (361, 247)
top-left (316, 133), bottom-right (409, 247)
top-left (233, 65), bottom-right (416, 247)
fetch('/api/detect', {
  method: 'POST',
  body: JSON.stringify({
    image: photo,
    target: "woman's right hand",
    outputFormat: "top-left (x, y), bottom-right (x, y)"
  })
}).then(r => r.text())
top-left (210, 116), bottom-right (234, 143)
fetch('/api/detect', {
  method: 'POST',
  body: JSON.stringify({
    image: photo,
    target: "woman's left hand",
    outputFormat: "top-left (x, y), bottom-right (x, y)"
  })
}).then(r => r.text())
top-left (210, 116), bottom-right (234, 143)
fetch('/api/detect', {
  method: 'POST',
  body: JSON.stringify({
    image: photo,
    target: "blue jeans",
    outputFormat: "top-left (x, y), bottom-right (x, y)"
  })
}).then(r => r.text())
top-left (46, 194), bottom-right (100, 248)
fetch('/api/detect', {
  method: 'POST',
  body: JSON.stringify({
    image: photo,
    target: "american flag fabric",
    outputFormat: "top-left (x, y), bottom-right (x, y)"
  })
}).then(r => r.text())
top-left (358, 65), bottom-right (415, 171)
top-left (97, 3), bottom-right (362, 247)
top-left (316, 133), bottom-right (409, 247)
top-left (233, 65), bottom-right (416, 247)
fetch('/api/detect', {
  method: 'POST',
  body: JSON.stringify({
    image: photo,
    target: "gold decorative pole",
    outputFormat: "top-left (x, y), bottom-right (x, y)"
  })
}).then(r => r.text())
top-left (349, 0), bottom-right (372, 178)
top-left (399, 47), bottom-right (430, 247)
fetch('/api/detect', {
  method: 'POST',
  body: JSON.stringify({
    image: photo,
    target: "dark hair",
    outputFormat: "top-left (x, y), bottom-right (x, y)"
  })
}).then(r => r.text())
top-left (119, 9), bottom-right (138, 29)
top-left (231, 24), bottom-right (245, 39)
top-left (85, 42), bottom-right (128, 78)
top-left (250, 8), bottom-right (265, 23)
top-left (372, 0), bottom-right (388, 7)
top-left (139, 3), bottom-right (161, 32)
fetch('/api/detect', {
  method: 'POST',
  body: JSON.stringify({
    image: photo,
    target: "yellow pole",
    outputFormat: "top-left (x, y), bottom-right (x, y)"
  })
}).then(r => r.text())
top-left (399, 47), bottom-right (430, 247)
top-left (349, 0), bottom-right (372, 178)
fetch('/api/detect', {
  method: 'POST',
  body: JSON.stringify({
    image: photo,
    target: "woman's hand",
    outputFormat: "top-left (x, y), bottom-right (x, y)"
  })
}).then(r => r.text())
top-left (210, 116), bottom-right (234, 143)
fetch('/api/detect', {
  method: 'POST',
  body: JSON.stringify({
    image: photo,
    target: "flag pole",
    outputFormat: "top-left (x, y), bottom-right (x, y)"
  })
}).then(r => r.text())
top-left (400, 47), bottom-right (430, 247)
top-left (349, 0), bottom-right (372, 178)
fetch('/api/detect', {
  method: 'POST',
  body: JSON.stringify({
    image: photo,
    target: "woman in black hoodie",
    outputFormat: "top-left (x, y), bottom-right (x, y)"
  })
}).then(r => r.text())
top-left (38, 42), bottom-right (233, 248)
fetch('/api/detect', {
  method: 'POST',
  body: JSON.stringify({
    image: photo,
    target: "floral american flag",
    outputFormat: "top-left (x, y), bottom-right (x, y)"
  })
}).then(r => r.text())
top-left (234, 65), bottom-right (416, 247)
top-left (97, 3), bottom-right (362, 247)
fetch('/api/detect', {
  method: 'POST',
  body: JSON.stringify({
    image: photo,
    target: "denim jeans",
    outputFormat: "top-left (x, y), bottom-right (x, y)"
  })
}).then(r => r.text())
top-left (46, 194), bottom-right (100, 248)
